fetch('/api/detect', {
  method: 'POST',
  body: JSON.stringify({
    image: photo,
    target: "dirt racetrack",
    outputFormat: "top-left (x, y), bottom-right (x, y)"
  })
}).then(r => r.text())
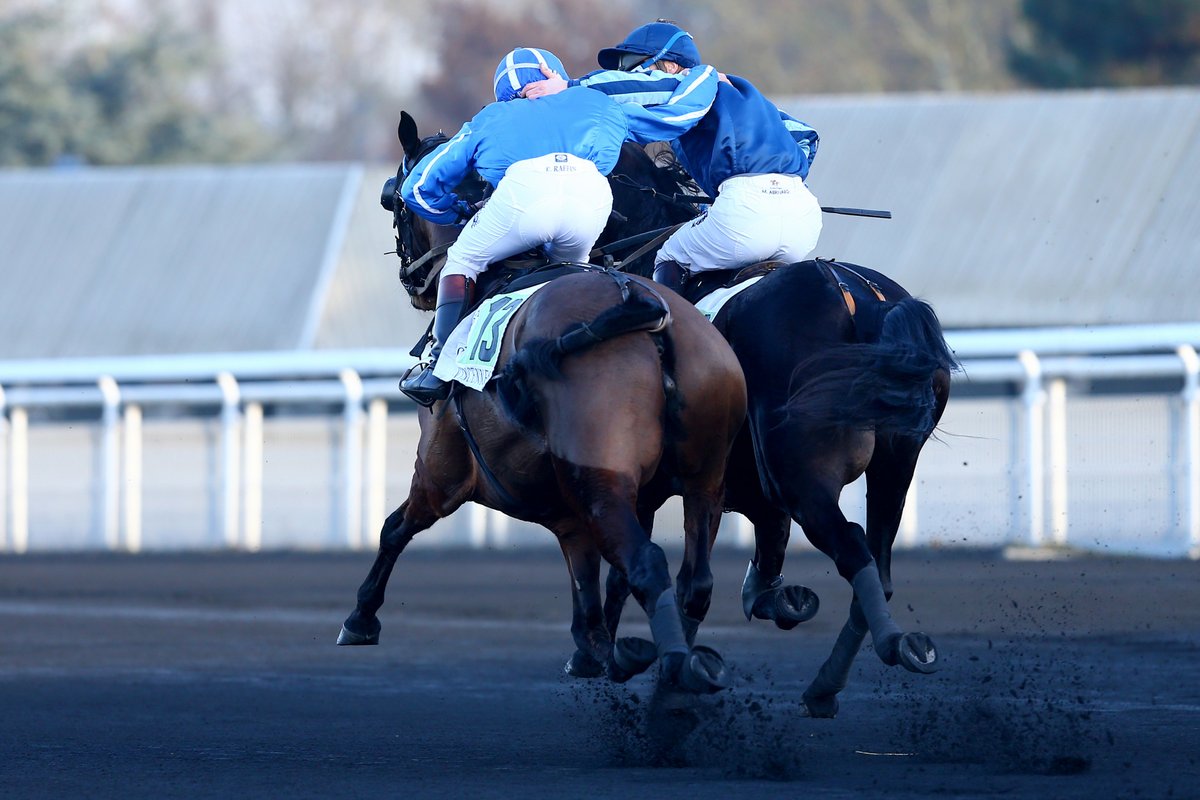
top-left (0, 545), bottom-right (1197, 799)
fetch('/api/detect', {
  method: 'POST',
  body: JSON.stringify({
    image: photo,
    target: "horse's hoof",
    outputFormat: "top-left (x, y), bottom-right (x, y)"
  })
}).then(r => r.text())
top-left (753, 585), bottom-right (820, 631)
top-left (678, 645), bottom-right (729, 694)
top-left (608, 637), bottom-right (657, 683)
top-left (336, 624), bottom-right (379, 646)
top-left (564, 649), bottom-right (606, 679)
top-left (896, 632), bottom-right (939, 674)
top-left (336, 614), bottom-right (381, 646)
top-left (801, 689), bottom-right (839, 718)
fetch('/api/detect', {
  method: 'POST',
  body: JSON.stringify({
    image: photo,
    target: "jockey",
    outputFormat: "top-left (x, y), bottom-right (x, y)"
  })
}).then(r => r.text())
top-left (398, 46), bottom-right (713, 406)
top-left (523, 20), bottom-right (822, 294)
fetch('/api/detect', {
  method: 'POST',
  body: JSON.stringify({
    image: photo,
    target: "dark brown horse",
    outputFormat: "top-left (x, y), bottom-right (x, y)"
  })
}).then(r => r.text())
top-left (596, 143), bottom-right (959, 717)
top-left (337, 116), bottom-right (747, 696)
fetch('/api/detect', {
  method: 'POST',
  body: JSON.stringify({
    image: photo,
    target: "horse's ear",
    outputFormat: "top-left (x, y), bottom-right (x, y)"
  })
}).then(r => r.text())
top-left (397, 111), bottom-right (420, 158)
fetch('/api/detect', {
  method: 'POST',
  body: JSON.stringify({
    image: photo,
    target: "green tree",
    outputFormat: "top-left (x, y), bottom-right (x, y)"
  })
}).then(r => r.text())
top-left (66, 26), bottom-right (272, 165)
top-left (414, 0), bottom-right (637, 137)
top-left (1010, 0), bottom-right (1200, 87)
top-left (0, 7), bottom-right (272, 167)
top-left (653, 0), bottom-right (1019, 94)
top-left (0, 11), bottom-right (75, 166)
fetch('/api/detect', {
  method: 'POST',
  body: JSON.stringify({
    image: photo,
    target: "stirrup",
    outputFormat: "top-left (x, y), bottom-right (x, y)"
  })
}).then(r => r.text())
top-left (399, 363), bottom-right (449, 407)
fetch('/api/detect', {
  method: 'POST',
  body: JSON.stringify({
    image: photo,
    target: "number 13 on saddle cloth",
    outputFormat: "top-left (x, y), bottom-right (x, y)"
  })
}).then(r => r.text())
top-left (431, 283), bottom-right (547, 391)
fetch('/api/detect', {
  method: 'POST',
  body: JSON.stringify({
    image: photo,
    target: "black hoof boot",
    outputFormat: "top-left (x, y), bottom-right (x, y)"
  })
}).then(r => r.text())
top-left (399, 365), bottom-right (449, 407)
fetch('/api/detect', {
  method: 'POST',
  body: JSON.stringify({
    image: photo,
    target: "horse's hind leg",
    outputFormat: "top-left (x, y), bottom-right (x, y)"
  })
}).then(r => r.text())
top-left (674, 486), bottom-right (723, 645)
top-left (592, 499), bottom-right (726, 694)
top-left (796, 474), bottom-right (936, 718)
top-left (865, 433), bottom-right (925, 602)
top-left (741, 502), bottom-right (820, 630)
top-left (559, 535), bottom-right (612, 678)
top-left (726, 432), bottom-right (820, 630)
top-left (868, 369), bottom-right (949, 599)
top-left (607, 481), bottom-right (727, 678)
top-left (601, 498), bottom-right (658, 644)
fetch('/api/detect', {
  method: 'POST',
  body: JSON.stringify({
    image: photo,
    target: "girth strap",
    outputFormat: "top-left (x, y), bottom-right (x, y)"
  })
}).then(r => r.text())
top-left (452, 390), bottom-right (522, 510)
top-left (817, 258), bottom-right (887, 318)
top-left (831, 261), bottom-right (887, 302)
top-left (818, 259), bottom-right (857, 317)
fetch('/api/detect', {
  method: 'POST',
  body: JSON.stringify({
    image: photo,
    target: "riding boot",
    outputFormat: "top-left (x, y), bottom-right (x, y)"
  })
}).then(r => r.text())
top-left (400, 274), bottom-right (475, 406)
top-left (652, 260), bottom-right (688, 294)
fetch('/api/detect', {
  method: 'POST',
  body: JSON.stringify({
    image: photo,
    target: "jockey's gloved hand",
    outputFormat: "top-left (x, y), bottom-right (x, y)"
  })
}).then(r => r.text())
top-left (452, 199), bottom-right (480, 224)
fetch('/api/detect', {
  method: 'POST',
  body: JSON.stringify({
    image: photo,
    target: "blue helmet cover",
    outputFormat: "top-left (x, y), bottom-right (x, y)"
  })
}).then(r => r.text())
top-left (493, 47), bottom-right (569, 102)
top-left (598, 21), bottom-right (701, 70)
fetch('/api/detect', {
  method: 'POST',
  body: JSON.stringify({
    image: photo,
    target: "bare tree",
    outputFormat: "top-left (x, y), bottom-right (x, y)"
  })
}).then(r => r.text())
top-left (412, 0), bottom-right (638, 140)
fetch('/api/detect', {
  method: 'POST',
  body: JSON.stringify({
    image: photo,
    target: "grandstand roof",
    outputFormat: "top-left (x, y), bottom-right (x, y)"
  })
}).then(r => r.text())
top-left (1, 87), bottom-right (1196, 360)
top-left (790, 86), bottom-right (1200, 328)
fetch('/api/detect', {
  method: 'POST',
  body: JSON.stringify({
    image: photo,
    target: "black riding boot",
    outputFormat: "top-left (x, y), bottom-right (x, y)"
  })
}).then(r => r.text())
top-left (400, 274), bottom-right (475, 407)
top-left (652, 260), bottom-right (688, 294)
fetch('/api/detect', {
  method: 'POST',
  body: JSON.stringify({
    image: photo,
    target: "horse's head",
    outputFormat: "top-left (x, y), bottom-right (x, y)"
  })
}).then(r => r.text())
top-left (381, 111), bottom-right (488, 310)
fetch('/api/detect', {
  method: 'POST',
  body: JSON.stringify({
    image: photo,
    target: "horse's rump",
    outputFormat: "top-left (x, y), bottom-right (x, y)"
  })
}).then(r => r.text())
top-left (708, 259), bottom-right (957, 438)
top-left (783, 296), bottom-right (956, 437)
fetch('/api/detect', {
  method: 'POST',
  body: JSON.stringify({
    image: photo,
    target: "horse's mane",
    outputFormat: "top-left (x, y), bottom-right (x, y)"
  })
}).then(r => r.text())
top-left (609, 143), bottom-right (701, 219)
top-left (601, 143), bottom-right (704, 277)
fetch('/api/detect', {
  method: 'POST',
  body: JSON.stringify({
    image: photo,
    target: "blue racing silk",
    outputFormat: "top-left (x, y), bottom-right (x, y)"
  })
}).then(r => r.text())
top-left (401, 88), bottom-right (629, 225)
top-left (576, 69), bottom-right (818, 198)
top-left (571, 65), bottom-right (719, 144)
top-left (400, 85), bottom-right (711, 225)
top-left (670, 74), bottom-right (819, 197)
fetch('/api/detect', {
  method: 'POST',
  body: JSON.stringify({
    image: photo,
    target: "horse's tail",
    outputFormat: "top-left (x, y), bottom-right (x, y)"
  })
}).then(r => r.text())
top-left (784, 297), bottom-right (959, 437)
top-left (497, 284), bottom-right (671, 425)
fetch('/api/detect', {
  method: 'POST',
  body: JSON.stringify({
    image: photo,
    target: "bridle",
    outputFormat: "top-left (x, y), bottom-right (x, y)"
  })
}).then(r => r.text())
top-left (384, 133), bottom-right (452, 295)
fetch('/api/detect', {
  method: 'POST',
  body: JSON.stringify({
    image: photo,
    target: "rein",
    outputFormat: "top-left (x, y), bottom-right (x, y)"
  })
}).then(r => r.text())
top-left (591, 223), bottom-right (684, 269)
top-left (399, 242), bottom-right (453, 295)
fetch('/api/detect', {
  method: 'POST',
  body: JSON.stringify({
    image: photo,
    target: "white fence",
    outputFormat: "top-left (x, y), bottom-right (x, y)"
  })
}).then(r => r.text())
top-left (1, 324), bottom-right (1198, 558)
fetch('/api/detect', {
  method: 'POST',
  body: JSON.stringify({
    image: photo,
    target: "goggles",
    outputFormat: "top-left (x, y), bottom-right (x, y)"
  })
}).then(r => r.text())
top-left (617, 51), bottom-right (652, 72)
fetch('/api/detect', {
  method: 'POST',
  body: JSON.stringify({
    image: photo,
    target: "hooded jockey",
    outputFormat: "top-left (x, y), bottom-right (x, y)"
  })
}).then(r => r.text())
top-left (523, 21), bottom-right (822, 293)
top-left (398, 46), bottom-right (715, 406)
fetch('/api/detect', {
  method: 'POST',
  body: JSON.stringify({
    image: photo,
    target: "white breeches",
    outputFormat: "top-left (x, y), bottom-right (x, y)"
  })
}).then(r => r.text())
top-left (655, 173), bottom-right (822, 273)
top-left (442, 154), bottom-right (613, 281)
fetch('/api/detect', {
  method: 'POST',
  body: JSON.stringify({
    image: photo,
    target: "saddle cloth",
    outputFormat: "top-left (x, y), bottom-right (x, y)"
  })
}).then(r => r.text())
top-left (693, 274), bottom-right (767, 322)
top-left (432, 283), bottom-right (549, 391)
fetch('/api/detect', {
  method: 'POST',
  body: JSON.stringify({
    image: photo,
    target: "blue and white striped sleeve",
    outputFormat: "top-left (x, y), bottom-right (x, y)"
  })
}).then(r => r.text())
top-left (779, 109), bottom-right (819, 177)
top-left (400, 124), bottom-right (475, 225)
top-left (574, 66), bottom-right (718, 143)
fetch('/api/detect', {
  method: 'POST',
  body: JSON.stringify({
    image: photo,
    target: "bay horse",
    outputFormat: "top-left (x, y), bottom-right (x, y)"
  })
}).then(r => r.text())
top-left (337, 115), bottom-right (748, 697)
top-left (595, 143), bottom-right (959, 717)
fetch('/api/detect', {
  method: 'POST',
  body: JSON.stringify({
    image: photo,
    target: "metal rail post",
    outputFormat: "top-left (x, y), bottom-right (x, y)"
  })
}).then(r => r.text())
top-left (0, 385), bottom-right (6, 551)
top-left (242, 401), bottom-right (264, 552)
top-left (1047, 378), bottom-right (1070, 546)
top-left (364, 397), bottom-right (388, 548)
top-left (216, 372), bottom-right (241, 549)
top-left (122, 403), bottom-right (142, 553)
top-left (98, 377), bottom-right (121, 551)
top-left (1178, 345), bottom-right (1200, 559)
top-left (470, 502), bottom-right (488, 548)
top-left (9, 405), bottom-right (28, 553)
top-left (339, 370), bottom-right (364, 550)
top-left (1018, 350), bottom-right (1046, 547)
